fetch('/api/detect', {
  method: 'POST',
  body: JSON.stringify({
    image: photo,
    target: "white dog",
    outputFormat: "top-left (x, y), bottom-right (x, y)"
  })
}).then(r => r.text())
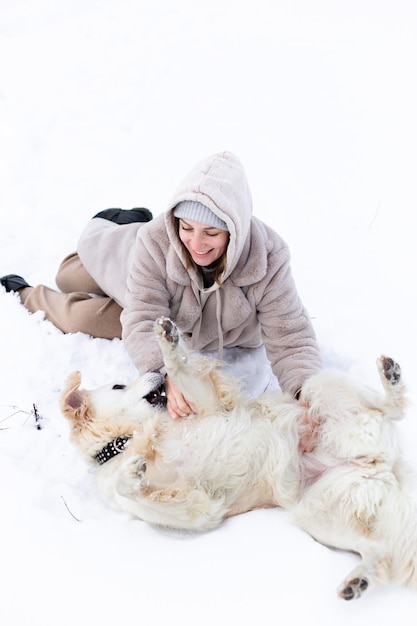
top-left (61, 317), bottom-right (417, 600)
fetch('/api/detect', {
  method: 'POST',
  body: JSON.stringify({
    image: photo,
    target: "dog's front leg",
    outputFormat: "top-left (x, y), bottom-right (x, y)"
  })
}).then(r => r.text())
top-left (115, 454), bottom-right (147, 498)
top-left (154, 317), bottom-right (222, 413)
top-left (155, 316), bottom-right (185, 365)
top-left (113, 449), bottom-right (226, 531)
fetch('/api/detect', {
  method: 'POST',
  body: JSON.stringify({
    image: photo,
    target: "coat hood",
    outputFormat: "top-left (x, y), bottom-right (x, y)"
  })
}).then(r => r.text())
top-left (164, 151), bottom-right (253, 281)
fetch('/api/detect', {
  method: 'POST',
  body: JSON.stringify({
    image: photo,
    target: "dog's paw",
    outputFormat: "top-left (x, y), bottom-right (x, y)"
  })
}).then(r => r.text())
top-left (117, 454), bottom-right (147, 496)
top-left (155, 317), bottom-right (179, 345)
top-left (378, 355), bottom-right (401, 385)
top-left (127, 454), bottom-right (147, 478)
top-left (338, 576), bottom-right (369, 601)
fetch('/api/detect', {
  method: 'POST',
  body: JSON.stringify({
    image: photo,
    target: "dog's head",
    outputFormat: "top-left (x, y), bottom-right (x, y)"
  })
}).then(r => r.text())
top-left (61, 370), bottom-right (167, 461)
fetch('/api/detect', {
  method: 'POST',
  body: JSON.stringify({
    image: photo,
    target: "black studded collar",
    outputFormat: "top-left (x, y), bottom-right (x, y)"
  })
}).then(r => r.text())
top-left (95, 436), bottom-right (131, 465)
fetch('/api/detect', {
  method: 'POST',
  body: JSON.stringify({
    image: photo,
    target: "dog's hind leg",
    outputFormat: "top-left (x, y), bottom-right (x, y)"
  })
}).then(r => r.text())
top-left (377, 355), bottom-right (407, 419)
top-left (292, 466), bottom-right (395, 600)
top-left (336, 547), bottom-right (390, 600)
top-left (295, 508), bottom-right (389, 600)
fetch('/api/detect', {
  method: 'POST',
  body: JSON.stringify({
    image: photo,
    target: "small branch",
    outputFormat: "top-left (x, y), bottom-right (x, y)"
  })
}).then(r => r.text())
top-left (61, 496), bottom-right (82, 522)
top-left (0, 403), bottom-right (45, 430)
top-left (31, 403), bottom-right (44, 430)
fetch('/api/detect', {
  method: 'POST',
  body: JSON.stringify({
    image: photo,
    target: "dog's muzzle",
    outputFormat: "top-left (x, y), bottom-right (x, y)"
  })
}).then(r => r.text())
top-left (144, 382), bottom-right (167, 408)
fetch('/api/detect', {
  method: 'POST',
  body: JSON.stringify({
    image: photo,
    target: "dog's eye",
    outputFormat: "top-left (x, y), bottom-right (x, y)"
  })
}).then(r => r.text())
top-left (112, 384), bottom-right (126, 390)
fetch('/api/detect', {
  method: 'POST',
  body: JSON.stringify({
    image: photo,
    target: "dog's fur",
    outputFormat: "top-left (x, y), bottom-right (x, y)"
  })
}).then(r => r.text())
top-left (61, 317), bottom-right (417, 600)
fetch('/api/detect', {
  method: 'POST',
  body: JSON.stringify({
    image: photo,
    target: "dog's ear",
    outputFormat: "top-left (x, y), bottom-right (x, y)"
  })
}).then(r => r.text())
top-left (61, 371), bottom-right (93, 430)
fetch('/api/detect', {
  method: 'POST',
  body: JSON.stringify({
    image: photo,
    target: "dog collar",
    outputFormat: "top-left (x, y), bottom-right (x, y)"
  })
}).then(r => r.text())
top-left (95, 436), bottom-right (131, 465)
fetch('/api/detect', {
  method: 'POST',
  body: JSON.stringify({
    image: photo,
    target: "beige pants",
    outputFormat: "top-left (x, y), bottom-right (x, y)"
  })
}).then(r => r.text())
top-left (20, 253), bottom-right (122, 338)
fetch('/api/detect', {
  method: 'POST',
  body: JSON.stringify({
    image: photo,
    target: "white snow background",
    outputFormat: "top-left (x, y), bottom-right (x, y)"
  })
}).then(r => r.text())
top-left (1, 0), bottom-right (417, 624)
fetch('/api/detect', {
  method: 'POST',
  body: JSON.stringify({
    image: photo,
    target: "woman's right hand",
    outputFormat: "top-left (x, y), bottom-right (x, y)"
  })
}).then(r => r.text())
top-left (165, 375), bottom-right (198, 419)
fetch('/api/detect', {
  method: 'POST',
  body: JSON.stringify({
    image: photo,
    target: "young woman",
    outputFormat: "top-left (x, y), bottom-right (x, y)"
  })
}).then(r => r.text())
top-left (2, 151), bottom-right (322, 418)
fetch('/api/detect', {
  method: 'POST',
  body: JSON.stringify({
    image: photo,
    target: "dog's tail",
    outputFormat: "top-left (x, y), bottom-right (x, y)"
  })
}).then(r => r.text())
top-left (375, 462), bottom-right (417, 589)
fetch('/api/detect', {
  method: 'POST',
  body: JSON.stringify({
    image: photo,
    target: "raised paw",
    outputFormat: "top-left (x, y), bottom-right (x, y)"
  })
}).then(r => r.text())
top-left (338, 577), bottom-right (369, 601)
top-left (379, 355), bottom-right (401, 385)
top-left (154, 317), bottom-right (179, 345)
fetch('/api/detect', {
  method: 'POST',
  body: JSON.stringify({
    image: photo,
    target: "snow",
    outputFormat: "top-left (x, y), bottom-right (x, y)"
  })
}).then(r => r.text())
top-left (1, 0), bottom-right (417, 623)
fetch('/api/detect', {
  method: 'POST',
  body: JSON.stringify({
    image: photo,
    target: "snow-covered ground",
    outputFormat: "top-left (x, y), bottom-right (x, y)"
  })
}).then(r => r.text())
top-left (1, 1), bottom-right (417, 623)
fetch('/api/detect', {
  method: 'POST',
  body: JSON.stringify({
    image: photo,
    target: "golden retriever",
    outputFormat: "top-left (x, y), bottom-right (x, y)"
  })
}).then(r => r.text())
top-left (61, 316), bottom-right (417, 600)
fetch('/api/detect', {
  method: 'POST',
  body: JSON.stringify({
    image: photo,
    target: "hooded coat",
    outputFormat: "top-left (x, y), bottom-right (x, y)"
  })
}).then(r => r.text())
top-left (78, 151), bottom-right (322, 396)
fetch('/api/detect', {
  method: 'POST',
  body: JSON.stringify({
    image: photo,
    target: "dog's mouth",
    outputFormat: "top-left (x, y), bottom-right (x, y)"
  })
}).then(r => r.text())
top-left (144, 382), bottom-right (167, 408)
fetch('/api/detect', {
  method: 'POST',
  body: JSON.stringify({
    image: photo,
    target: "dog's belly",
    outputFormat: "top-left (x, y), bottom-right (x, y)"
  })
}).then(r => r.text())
top-left (134, 412), bottom-right (283, 511)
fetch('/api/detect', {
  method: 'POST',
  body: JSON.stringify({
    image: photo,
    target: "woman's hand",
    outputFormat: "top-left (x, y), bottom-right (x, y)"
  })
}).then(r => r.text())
top-left (165, 375), bottom-right (198, 419)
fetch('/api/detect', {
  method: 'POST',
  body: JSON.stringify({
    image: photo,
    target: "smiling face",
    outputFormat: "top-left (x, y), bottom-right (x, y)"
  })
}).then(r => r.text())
top-left (178, 218), bottom-right (229, 267)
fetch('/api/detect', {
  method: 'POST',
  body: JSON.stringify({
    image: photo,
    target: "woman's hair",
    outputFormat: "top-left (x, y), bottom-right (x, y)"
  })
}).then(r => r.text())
top-left (175, 218), bottom-right (228, 286)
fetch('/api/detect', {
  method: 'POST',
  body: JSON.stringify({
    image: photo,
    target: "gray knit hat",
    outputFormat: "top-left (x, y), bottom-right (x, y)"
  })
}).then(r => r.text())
top-left (173, 201), bottom-right (228, 231)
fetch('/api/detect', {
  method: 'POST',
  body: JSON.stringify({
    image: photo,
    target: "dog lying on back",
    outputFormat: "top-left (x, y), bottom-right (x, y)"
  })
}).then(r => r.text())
top-left (61, 316), bottom-right (417, 600)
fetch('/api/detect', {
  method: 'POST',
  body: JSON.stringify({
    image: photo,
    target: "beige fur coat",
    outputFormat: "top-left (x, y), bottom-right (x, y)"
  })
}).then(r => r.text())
top-left (78, 151), bottom-right (322, 396)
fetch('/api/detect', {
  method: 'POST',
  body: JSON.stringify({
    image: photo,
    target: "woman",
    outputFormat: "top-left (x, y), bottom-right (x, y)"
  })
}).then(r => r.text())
top-left (1, 151), bottom-right (322, 418)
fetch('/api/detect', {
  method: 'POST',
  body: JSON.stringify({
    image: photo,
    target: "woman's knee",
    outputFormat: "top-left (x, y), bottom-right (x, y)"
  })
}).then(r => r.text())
top-left (56, 252), bottom-right (105, 295)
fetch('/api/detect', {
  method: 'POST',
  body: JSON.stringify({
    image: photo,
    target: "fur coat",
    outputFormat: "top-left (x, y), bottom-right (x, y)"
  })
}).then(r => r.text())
top-left (78, 151), bottom-right (322, 396)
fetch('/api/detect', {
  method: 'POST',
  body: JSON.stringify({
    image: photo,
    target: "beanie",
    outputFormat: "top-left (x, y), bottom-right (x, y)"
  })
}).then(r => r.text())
top-left (173, 201), bottom-right (228, 231)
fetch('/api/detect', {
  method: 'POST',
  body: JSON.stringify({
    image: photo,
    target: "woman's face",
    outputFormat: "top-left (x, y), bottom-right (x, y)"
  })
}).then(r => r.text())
top-left (178, 219), bottom-right (229, 267)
